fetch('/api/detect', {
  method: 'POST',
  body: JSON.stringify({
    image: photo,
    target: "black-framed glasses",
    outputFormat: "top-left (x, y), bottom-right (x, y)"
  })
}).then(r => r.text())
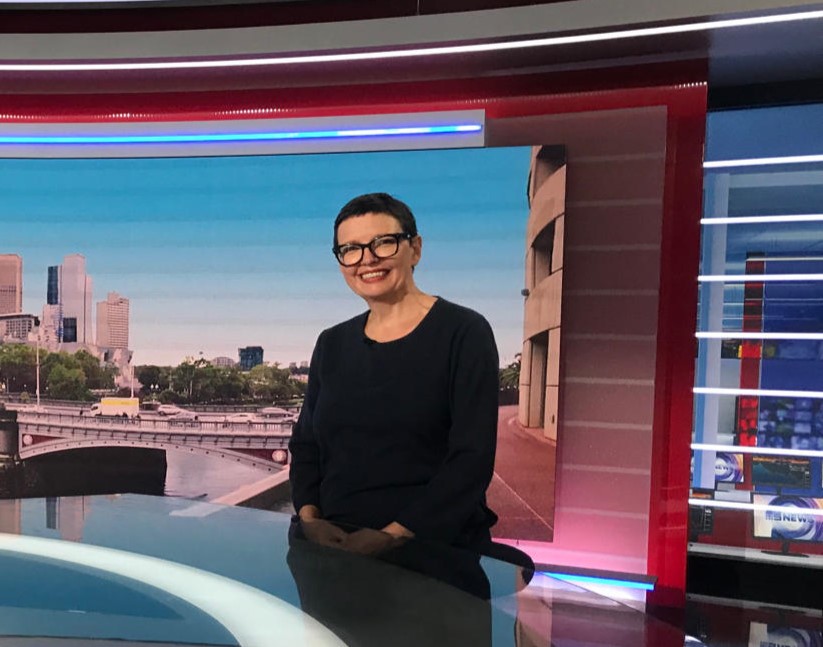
top-left (332, 232), bottom-right (414, 267)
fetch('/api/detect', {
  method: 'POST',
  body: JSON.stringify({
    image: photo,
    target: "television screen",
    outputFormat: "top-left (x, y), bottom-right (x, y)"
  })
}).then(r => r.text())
top-left (715, 452), bottom-right (744, 483)
top-left (762, 339), bottom-right (823, 361)
top-left (757, 397), bottom-right (823, 449)
top-left (752, 495), bottom-right (823, 542)
top-left (751, 456), bottom-right (812, 489)
top-left (748, 621), bottom-right (823, 647)
top-left (0, 144), bottom-right (562, 546)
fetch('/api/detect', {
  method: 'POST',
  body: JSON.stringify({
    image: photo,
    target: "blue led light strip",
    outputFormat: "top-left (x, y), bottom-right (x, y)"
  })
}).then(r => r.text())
top-left (0, 124), bottom-right (482, 145)
top-left (542, 572), bottom-right (656, 591)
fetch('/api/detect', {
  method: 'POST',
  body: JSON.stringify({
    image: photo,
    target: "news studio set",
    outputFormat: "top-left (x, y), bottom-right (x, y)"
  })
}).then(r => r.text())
top-left (1, 2), bottom-right (823, 647)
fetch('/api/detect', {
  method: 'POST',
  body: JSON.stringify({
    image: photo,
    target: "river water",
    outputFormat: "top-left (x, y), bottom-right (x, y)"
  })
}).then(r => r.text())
top-left (165, 450), bottom-right (294, 513)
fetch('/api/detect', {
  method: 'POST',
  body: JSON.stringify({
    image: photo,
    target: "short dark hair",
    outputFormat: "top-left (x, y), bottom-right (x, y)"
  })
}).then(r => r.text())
top-left (333, 193), bottom-right (418, 245)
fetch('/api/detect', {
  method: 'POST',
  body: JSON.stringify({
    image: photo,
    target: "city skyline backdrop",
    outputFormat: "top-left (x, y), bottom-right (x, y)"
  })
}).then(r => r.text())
top-left (0, 146), bottom-right (532, 367)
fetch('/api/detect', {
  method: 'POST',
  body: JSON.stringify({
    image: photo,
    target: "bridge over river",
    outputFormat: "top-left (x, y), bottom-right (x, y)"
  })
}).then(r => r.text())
top-left (9, 407), bottom-right (293, 472)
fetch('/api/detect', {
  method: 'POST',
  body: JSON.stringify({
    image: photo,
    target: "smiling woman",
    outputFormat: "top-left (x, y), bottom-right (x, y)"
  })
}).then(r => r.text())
top-left (288, 192), bottom-right (502, 554)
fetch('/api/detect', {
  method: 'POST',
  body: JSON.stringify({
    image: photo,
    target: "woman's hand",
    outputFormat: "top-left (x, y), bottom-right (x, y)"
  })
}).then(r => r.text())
top-left (299, 518), bottom-right (348, 548)
top-left (342, 528), bottom-right (398, 555)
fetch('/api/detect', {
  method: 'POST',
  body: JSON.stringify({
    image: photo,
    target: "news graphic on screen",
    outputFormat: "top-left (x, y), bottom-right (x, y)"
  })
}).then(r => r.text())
top-left (0, 144), bottom-right (562, 545)
top-left (752, 495), bottom-right (823, 542)
top-left (751, 456), bottom-right (813, 489)
top-left (757, 396), bottom-right (823, 450)
top-left (715, 452), bottom-right (745, 483)
top-left (748, 621), bottom-right (823, 647)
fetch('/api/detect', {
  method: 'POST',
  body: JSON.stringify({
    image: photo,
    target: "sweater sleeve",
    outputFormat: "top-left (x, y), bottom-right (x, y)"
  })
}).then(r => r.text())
top-left (394, 315), bottom-right (499, 543)
top-left (288, 333), bottom-right (324, 513)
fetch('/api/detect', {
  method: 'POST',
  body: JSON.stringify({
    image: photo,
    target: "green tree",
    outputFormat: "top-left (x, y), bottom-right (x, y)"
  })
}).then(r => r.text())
top-left (248, 363), bottom-right (302, 403)
top-left (170, 360), bottom-right (198, 400)
top-left (40, 351), bottom-right (81, 387)
top-left (47, 364), bottom-right (90, 400)
top-left (0, 344), bottom-right (38, 393)
top-left (136, 365), bottom-right (170, 395)
top-left (158, 389), bottom-right (181, 404)
top-left (74, 349), bottom-right (116, 390)
top-left (499, 354), bottom-right (521, 390)
top-left (170, 357), bottom-right (212, 402)
top-left (213, 368), bottom-right (248, 403)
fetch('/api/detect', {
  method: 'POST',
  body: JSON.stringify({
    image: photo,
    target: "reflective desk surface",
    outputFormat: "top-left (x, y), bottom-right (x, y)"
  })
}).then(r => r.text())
top-left (0, 494), bottom-right (810, 647)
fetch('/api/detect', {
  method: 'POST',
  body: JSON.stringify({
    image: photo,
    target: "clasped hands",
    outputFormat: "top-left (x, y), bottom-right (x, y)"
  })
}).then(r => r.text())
top-left (298, 515), bottom-right (412, 556)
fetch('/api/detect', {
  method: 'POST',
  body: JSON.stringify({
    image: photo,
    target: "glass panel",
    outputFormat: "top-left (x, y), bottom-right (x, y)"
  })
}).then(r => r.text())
top-left (692, 155), bottom-right (823, 565)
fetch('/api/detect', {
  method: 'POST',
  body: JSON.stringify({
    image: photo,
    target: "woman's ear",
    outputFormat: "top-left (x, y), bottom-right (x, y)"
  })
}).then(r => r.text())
top-left (411, 235), bottom-right (423, 266)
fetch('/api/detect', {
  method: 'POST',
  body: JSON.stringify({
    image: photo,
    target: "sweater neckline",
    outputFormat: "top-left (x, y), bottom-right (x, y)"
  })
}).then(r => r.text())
top-left (361, 297), bottom-right (442, 346)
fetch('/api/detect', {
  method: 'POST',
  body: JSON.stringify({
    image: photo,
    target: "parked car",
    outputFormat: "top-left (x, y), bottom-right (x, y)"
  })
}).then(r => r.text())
top-left (157, 404), bottom-right (186, 416)
top-left (224, 412), bottom-right (259, 424)
top-left (257, 406), bottom-right (298, 423)
top-left (168, 410), bottom-right (199, 421)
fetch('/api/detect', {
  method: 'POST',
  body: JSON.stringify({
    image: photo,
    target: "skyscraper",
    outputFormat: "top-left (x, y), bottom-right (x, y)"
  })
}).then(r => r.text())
top-left (47, 254), bottom-right (93, 344)
top-left (0, 254), bottom-right (23, 315)
top-left (97, 291), bottom-right (130, 348)
top-left (238, 346), bottom-right (264, 371)
top-left (47, 265), bottom-right (60, 305)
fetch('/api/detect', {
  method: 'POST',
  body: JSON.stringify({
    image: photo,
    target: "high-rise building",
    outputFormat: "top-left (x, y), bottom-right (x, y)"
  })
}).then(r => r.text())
top-left (0, 313), bottom-right (37, 341)
top-left (47, 265), bottom-right (60, 305)
top-left (48, 254), bottom-right (93, 344)
top-left (0, 254), bottom-right (23, 315)
top-left (40, 303), bottom-right (61, 345)
top-left (238, 346), bottom-right (264, 371)
top-left (211, 356), bottom-right (236, 368)
top-left (96, 291), bottom-right (129, 348)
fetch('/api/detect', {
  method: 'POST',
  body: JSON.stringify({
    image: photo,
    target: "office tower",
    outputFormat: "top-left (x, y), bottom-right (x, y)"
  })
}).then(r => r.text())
top-left (238, 346), bottom-right (264, 371)
top-left (54, 254), bottom-right (93, 344)
top-left (40, 304), bottom-right (61, 345)
top-left (0, 254), bottom-right (23, 315)
top-left (0, 313), bottom-right (37, 341)
top-left (47, 265), bottom-right (60, 305)
top-left (211, 356), bottom-right (236, 368)
top-left (97, 291), bottom-right (129, 348)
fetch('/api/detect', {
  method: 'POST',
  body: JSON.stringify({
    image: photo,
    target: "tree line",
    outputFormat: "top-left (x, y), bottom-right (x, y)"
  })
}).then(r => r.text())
top-left (0, 345), bottom-right (115, 401)
top-left (1, 343), bottom-right (518, 405)
top-left (0, 345), bottom-right (306, 405)
top-left (136, 359), bottom-right (306, 405)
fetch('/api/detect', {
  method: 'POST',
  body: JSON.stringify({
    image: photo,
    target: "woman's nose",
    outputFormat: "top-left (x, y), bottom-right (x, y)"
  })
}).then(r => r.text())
top-left (361, 246), bottom-right (380, 264)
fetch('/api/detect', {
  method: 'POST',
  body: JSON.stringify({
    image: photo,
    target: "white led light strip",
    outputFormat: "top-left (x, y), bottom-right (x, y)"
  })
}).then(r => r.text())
top-left (0, 9), bottom-right (822, 71)
top-left (695, 332), bottom-right (823, 340)
top-left (704, 154), bottom-right (823, 169)
top-left (0, 533), bottom-right (346, 647)
top-left (701, 215), bottom-right (823, 225)
top-left (691, 443), bottom-right (823, 459)
top-left (698, 274), bottom-right (823, 282)
top-left (688, 499), bottom-right (823, 517)
top-left (693, 387), bottom-right (823, 399)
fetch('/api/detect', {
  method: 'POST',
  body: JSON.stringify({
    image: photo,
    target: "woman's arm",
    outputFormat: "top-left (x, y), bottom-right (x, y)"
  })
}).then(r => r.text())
top-left (288, 333), bottom-right (325, 517)
top-left (393, 316), bottom-right (499, 544)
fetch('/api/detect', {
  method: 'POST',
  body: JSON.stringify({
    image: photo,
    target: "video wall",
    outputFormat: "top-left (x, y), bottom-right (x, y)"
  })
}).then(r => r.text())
top-left (0, 144), bottom-right (562, 545)
top-left (691, 103), bottom-right (823, 557)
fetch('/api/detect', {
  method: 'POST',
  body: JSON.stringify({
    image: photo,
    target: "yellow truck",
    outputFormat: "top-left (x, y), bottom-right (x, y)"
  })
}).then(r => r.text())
top-left (90, 397), bottom-right (140, 418)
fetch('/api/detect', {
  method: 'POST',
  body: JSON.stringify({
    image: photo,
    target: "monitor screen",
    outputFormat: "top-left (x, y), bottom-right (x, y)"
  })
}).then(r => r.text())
top-left (715, 452), bottom-right (744, 483)
top-left (752, 495), bottom-right (823, 543)
top-left (0, 144), bottom-right (562, 548)
top-left (751, 456), bottom-right (813, 489)
top-left (757, 396), bottom-right (823, 450)
top-left (748, 621), bottom-right (823, 647)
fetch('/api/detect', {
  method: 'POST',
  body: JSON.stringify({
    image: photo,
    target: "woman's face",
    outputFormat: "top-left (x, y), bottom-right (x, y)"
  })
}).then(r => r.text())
top-left (335, 212), bottom-right (421, 303)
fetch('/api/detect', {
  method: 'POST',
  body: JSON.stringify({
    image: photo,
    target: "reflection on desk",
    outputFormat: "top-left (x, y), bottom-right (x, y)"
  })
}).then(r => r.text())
top-left (0, 494), bottom-right (685, 647)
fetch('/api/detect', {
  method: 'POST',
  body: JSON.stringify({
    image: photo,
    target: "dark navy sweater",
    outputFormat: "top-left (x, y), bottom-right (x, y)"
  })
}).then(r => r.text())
top-left (289, 298), bottom-right (499, 547)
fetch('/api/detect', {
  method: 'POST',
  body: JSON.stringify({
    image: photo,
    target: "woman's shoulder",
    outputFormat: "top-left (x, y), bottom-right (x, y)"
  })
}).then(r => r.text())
top-left (317, 311), bottom-right (369, 344)
top-left (433, 298), bottom-right (492, 329)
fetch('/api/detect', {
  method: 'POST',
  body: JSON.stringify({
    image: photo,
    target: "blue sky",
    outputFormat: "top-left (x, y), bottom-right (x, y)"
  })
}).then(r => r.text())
top-left (1, 147), bottom-right (532, 366)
